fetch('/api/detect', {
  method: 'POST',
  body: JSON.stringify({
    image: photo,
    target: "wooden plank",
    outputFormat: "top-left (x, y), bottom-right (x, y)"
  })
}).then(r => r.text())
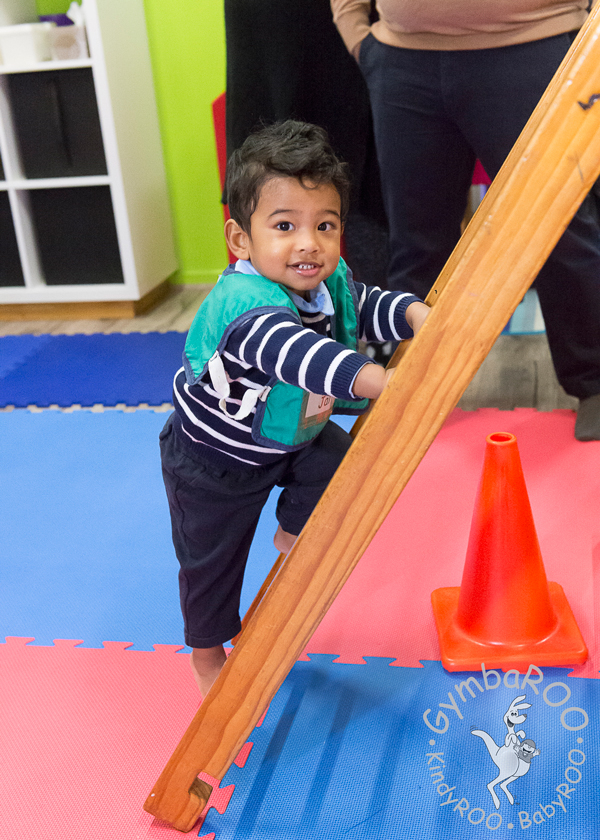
top-left (144, 9), bottom-right (600, 831)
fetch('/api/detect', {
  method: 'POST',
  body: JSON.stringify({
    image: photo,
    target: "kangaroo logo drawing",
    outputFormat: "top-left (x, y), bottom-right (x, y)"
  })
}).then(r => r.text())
top-left (471, 695), bottom-right (541, 809)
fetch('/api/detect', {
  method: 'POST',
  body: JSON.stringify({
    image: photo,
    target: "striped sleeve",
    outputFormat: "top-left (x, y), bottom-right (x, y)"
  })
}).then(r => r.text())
top-left (227, 312), bottom-right (371, 400)
top-left (354, 282), bottom-right (422, 343)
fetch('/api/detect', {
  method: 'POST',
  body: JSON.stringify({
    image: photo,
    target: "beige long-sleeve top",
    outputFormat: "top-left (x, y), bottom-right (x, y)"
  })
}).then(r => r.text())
top-left (331, 0), bottom-right (589, 56)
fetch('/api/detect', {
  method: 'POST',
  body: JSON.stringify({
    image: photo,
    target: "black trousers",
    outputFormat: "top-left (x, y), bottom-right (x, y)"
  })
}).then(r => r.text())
top-left (159, 414), bottom-right (351, 648)
top-left (359, 32), bottom-right (600, 399)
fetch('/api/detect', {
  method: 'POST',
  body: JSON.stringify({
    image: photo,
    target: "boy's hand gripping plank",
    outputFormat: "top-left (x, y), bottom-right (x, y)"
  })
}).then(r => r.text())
top-left (145, 8), bottom-right (600, 831)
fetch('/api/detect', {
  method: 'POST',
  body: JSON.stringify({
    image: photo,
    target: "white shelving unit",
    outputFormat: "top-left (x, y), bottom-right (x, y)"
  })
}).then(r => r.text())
top-left (0, 0), bottom-right (176, 315)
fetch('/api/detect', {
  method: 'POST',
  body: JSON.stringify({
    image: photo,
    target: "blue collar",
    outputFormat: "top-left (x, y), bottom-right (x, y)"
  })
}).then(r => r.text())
top-left (234, 259), bottom-right (334, 315)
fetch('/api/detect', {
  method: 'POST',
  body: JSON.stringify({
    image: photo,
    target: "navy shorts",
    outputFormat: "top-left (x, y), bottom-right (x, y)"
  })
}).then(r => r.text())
top-left (159, 414), bottom-right (351, 648)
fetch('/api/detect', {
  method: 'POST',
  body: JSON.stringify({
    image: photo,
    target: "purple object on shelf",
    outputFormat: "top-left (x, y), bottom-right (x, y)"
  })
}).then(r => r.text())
top-left (39, 14), bottom-right (74, 26)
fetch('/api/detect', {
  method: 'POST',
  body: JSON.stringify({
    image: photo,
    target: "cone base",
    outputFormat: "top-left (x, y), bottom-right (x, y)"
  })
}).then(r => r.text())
top-left (431, 581), bottom-right (588, 672)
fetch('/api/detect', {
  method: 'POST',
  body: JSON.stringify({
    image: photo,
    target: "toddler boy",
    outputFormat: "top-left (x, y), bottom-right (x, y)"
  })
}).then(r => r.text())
top-left (160, 120), bottom-right (429, 697)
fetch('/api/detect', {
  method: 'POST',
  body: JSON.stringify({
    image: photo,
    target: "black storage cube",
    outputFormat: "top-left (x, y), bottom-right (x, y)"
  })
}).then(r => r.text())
top-left (8, 69), bottom-right (107, 179)
top-left (0, 193), bottom-right (25, 287)
top-left (29, 186), bottom-right (124, 285)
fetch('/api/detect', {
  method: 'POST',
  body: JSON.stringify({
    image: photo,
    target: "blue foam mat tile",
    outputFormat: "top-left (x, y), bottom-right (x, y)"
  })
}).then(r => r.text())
top-left (0, 331), bottom-right (186, 407)
top-left (0, 334), bottom-right (54, 379)
top-left (0, 410), bottom-right (353, 650)
top-left (202, 657), bottom-right (599, 840)
top-left (0, 408), bottom-right (283, 650)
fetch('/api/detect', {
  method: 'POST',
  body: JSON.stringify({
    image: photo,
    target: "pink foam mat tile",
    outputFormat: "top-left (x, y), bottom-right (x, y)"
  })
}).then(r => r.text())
top-left (305, 409), bottom-right (600, 674)
top-left (568, 533), bottom-right (600, 679)
top-left (0, 637), bottom-right (237, 839)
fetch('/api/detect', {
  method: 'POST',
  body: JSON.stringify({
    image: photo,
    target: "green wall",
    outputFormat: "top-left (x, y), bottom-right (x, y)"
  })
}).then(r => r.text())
top-left (36, 0), bottom-right (227, 284)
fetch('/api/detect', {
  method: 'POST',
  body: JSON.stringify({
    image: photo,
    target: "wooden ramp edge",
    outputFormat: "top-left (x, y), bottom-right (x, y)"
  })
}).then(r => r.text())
top-left (145, 9), bottom-right (600, 832)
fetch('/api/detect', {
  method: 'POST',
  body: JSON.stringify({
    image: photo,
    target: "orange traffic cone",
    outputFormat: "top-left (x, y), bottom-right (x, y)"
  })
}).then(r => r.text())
top-left (431, 432), bottom-right (588, 671)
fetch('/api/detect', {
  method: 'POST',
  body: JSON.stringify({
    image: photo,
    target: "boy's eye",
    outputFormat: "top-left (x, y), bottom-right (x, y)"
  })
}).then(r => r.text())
top-left (317, 221), bottom-right (335, 231)
top-left (276, 222), bottom-right (293, 231)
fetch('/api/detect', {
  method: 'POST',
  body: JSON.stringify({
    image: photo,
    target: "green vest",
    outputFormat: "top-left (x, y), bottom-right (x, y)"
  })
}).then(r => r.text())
top-left (183, 258), bottom-right (369, 451)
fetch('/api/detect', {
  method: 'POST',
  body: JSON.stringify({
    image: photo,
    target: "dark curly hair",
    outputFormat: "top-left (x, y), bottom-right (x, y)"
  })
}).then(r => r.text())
top-left (224, 120), bottom-right (351, 233)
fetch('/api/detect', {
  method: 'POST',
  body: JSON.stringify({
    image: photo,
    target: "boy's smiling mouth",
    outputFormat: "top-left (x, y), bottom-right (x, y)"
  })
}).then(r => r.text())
top-left (290, 262), bottom-right (322, 276)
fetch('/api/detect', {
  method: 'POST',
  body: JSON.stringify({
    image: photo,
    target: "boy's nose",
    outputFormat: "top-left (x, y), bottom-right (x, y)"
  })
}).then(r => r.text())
top-left (295, 230), bottom-right (319, 252)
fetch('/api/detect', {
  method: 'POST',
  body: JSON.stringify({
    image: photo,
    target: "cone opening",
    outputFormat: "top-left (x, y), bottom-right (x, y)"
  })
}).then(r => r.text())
top-left (487, 432), bottom-right (516, 444)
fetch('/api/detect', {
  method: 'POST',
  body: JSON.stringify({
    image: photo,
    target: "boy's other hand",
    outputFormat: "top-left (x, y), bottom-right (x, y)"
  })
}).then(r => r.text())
top-left (353, 362), bottom-right (388, 399)
top-left (353, 363), bottom-right (396, 400)
top-left (405, 301), bottom-right (430, 336)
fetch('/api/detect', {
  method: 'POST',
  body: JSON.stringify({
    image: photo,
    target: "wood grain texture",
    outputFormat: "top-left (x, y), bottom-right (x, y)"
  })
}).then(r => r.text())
top-left (144, 10), bottom-right (600, 830)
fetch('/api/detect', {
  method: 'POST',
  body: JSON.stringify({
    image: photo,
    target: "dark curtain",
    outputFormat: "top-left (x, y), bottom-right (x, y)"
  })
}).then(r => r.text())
top-left (224, 0), bottom-right (389, 287)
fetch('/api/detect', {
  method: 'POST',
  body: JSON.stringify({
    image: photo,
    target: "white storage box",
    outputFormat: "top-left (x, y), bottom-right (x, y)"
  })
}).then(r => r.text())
top-left (50, 24), bottom-right (88, 61)
top-left (0, 22), bottom-right (55, 67)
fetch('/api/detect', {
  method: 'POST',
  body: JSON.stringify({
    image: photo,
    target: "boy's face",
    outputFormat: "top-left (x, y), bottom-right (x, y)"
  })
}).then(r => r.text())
top-left (225, 176), bottom-right (342, 298)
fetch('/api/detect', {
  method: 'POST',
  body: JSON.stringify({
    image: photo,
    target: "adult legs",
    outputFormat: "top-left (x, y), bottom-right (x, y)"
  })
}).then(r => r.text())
top-left (448, 35), bottom-right (600, 402)
top-left (358, 35), bottom-right (476, 300)
top-left (361, 32), bottom-right (600, 425)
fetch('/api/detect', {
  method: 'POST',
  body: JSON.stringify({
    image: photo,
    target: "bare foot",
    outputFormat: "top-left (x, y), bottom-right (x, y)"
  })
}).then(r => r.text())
top-left (190, 645), bottom-right (227, 699)
top-left (273, 524), bottom-right (297, 554)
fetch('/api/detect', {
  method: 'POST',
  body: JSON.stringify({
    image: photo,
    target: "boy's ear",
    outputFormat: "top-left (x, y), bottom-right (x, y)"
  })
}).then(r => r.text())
top-left (225, 218), bottom-right (251, 260)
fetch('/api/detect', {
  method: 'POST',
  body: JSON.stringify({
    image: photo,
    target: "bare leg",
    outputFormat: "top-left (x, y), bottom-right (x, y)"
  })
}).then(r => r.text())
top-left (190, 645), bottom-right (227, 700)
top-left (273, 525), bottom-right (297, 554)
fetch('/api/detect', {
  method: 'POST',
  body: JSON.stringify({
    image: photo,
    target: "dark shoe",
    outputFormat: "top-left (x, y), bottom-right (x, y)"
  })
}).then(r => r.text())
top-left (575, 394), bottom-right (600, 441)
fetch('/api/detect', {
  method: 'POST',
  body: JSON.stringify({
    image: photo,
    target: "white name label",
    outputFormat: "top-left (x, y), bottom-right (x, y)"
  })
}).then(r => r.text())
top-left (304, 392), bottom-right (335, 419)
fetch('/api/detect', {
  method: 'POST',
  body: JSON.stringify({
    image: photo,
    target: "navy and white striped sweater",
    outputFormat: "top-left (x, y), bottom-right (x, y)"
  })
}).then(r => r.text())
top-left (173, 268), bottom-right (421, 467)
